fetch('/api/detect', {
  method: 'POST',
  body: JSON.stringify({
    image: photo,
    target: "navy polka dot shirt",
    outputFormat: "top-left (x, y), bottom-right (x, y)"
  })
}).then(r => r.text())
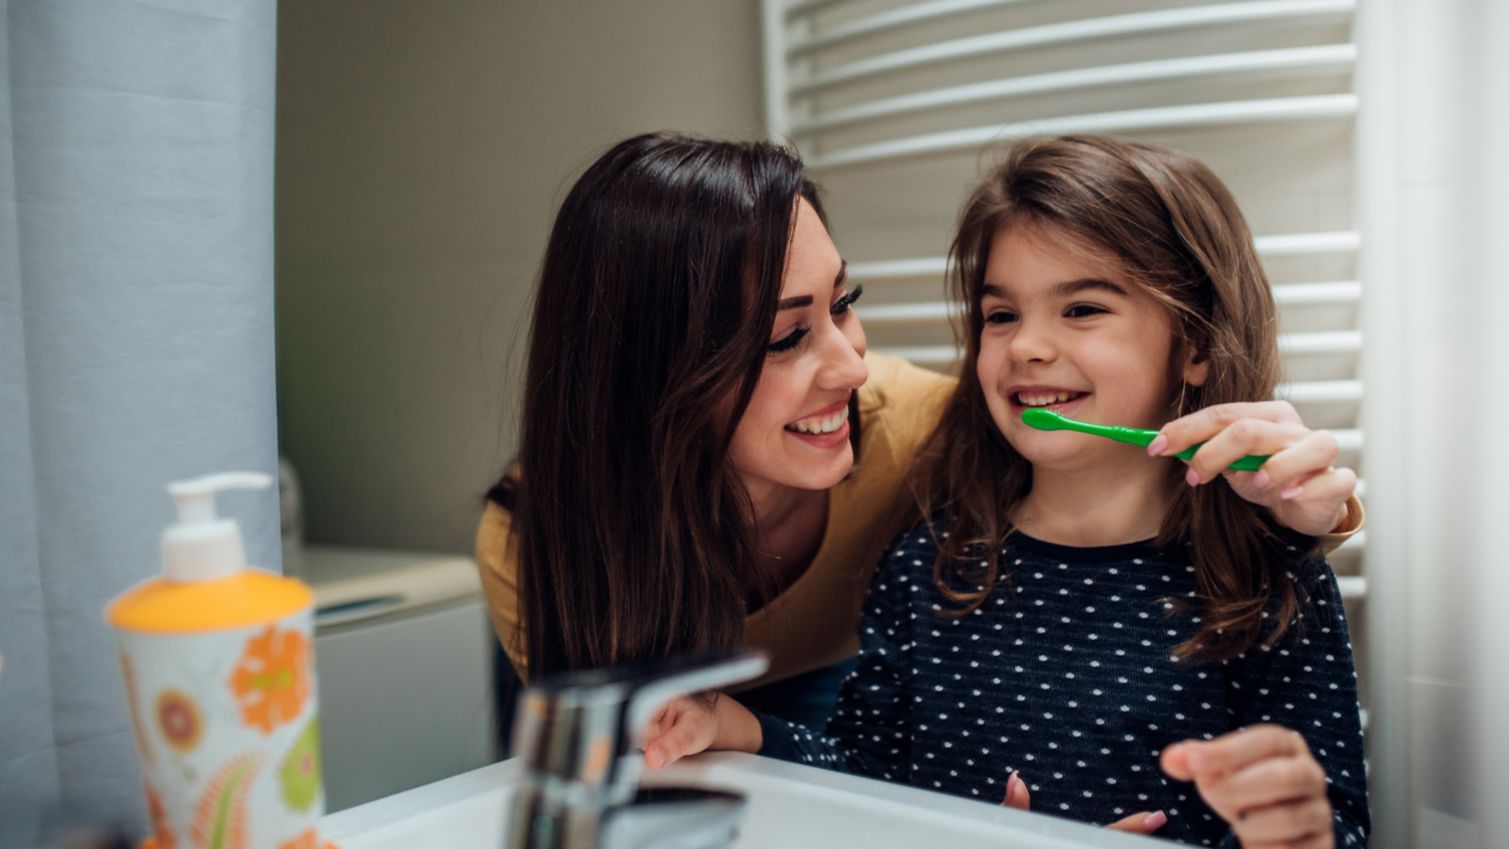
top-left (756, 520), bottom-right (1370, 848)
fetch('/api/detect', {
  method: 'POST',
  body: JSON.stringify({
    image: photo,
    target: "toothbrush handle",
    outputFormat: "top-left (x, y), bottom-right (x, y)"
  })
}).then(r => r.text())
top-left (1174, 445), bottom-right (1269, 472)
top-left (1038, 411), bottom-right (1271, 471)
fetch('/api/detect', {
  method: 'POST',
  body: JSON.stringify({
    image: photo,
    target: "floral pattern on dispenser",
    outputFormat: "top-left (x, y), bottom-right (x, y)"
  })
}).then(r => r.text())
top-left (278, 718), bottom-right (322, 812)
top-left (189, 752), bottom-right (262, 849)
top-left (229, 625), bottom-right (311, 734)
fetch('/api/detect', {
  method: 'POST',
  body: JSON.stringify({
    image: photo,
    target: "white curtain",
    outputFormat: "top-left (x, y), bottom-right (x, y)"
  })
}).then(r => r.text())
top-left (1358, 1), bottom-right (1509, 847)
top-left (0, 1), bottom-right (279, 844)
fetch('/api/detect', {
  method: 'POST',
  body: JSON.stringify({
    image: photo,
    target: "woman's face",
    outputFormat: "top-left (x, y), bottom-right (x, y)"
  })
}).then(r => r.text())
top-left (727, 197), bottom-right (868, 504)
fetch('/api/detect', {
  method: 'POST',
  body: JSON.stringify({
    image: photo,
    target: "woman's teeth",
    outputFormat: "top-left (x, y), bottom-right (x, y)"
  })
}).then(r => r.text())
top-left (1016, 390), bottom-right (1083, 407)
top-left (787, 407), bottom-right (849, 435)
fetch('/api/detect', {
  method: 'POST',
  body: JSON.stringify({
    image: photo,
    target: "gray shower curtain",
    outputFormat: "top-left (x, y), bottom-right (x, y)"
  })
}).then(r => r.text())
top-left (0, 1), bottom-right (279, 843)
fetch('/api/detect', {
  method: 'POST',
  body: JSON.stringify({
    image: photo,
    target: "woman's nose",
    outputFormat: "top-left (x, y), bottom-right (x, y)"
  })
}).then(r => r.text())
top-left (818, 321), bottom-right (868, 391)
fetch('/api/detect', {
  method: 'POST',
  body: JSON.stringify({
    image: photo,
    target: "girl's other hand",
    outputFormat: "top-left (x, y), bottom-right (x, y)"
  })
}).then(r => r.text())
top-left (641, 692), bottom-right (761, 769)
top-left (1161, 726), bottom-right (1334, 849)
top-left (1000, 770), bottom-right (1167, 835)
top-left (1152, 401), bottom-right (1356, 536)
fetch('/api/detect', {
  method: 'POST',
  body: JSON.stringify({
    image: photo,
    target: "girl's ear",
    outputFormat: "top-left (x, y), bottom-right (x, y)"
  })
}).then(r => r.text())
top-left (1182, 346), bottom-right (1210, 387)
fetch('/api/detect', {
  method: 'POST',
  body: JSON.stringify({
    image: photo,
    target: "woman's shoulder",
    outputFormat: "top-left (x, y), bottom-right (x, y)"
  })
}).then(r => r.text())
top-left (476, 499), bottom-right (514, 560)
top-left (475, 498), bottom-right (529, 675)
top-left (859, 352), bottom-right (955, 413)
top-left (854, 353), bottom-right (955, 464)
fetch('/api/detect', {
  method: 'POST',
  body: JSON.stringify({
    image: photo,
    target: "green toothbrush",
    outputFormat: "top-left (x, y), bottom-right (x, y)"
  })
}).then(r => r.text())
top-left (1020, 407), bottom-right (1269, 472)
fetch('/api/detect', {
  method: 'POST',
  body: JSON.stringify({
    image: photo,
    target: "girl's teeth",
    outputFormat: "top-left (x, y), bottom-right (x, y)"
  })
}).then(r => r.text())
top-left (1020, 391), bottom-right (1077, 407)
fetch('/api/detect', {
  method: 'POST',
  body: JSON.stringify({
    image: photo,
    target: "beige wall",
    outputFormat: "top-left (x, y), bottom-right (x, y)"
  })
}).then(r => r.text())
top-left (276, 1), bottom-right (764, 552)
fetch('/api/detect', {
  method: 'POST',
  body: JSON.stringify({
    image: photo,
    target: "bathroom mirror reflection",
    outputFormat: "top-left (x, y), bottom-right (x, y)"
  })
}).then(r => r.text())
top-left (272, 4), bottom-right (1480, 847)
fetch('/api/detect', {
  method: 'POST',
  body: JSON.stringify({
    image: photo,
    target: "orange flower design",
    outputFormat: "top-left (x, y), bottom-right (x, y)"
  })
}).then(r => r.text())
top-left (278, 829), bottom-right (319, 849)
top-left (228, 625), bottom-right (311, 734)
top-left (144, 779), bottom-right (177, 849)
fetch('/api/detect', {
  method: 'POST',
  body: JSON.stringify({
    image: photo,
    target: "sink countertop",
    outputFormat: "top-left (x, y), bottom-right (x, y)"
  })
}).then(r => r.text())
top-left (322, 752), bottom-right (1171, 849)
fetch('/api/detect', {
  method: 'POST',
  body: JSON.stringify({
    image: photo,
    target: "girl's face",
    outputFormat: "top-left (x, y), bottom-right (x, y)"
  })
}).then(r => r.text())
top-left (728, 198), bottom-right (869, 503)
top-left (977, 223), bottom-right (1207, 471)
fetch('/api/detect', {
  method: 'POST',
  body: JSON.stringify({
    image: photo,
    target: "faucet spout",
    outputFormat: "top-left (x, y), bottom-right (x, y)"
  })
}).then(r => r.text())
top-left (505, 650), bottom-right (769, 849)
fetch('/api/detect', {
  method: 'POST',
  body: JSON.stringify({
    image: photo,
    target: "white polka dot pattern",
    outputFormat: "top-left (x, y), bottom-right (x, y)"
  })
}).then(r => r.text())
top-left (754, 521), bottom-right (1370, 848)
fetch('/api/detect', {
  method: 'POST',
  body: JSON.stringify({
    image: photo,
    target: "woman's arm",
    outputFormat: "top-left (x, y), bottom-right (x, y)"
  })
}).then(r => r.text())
top-left (1154, 400), bottom-right (1364, 545)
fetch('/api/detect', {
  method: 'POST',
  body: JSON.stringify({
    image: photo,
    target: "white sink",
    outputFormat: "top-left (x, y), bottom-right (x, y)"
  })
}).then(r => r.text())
top-left (322, 752), bottom-right (1169, 849)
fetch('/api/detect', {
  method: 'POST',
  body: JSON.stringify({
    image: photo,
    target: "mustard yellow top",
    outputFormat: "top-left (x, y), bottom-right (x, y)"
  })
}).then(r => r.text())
top-left (475, 352), bottom-right (1363, 687)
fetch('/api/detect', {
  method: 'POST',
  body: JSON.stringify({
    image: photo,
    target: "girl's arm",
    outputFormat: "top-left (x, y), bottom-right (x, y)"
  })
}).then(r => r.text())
top-left (643, 536), bottom-right (919, 781)
top-left (750, 540), bottom-right (917, 781)
top-left (1161, 559), bottom-right (1370, 849)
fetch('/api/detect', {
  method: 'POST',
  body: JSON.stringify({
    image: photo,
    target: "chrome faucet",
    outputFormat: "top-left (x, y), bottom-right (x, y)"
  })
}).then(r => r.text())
top-left (505, 650), bottom-right (770, 849)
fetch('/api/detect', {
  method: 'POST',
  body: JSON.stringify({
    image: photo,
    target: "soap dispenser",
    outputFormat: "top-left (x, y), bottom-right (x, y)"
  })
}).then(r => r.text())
top-left (107, 472), bottom-right (325, 849)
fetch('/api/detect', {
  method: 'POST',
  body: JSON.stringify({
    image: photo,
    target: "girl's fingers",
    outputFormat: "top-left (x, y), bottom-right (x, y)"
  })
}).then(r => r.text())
top-left (1175, 726), bottom-right (1311, 777)
top-left (1105, 810), bottom-right (1168, 834)
top-left (1229, 797), bottom-right (1333, 845)
top-left (1247, 431), bottom-right (1343, 492)
top-left (1202, 755), bottom-right (1328, 815)
top-left (1159, 742), bottom-right (1196, 781)
top-left (1000, 770), bottom-right (1031, 810)
top-left (642, 702), bottom-right (715, 769)
top-left (1181, 419), bottom-right (1310, 484)
top-left (1155, 401), bottom-right (1303, 457)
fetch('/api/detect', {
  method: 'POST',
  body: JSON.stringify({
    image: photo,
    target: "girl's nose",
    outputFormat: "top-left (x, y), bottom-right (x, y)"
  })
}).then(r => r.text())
top-left (1008, 321), bottom-right (1056, 363)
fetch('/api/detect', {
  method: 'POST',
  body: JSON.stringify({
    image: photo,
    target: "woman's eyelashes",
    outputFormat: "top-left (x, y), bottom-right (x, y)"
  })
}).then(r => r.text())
top-left (768, 326), bottom-right (810, 353)
top-left (767, 285), bottom-right (864, 354)
top-left (831, 283), bottom-right (863, 314)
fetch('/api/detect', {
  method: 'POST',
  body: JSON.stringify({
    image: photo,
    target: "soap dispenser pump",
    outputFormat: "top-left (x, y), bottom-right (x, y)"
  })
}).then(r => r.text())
top-left (107, 472), bottom-right (326, 849)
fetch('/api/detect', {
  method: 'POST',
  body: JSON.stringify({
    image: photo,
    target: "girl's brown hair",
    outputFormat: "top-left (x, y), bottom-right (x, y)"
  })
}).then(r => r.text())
top-left (488, 133), bottom-right (826, 677)
top-left (910, 134), bottom-right (1310, 660)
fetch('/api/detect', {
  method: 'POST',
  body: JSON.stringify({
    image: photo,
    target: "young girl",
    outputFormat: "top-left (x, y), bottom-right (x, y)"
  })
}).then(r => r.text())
top-left (642, 136), bottom-right (1369, 849)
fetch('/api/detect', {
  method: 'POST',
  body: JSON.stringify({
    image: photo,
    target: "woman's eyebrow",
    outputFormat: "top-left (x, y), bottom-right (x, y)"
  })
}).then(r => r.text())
top-left (777, 260), bottom-right (849, 310)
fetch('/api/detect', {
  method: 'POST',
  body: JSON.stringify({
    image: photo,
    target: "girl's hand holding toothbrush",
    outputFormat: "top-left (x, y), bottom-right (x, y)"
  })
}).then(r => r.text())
top-left (1149, 401), bottom-right (1356, 537)
top-left (1161, 725), bottom-right (1335, 849)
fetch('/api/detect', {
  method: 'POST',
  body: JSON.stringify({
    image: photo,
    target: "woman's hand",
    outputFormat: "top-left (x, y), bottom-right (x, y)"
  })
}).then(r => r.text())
top-left (1152, 401), bottom-right (1356, 536)
top-left (641, 692), bottom-right (762, 769)
top-left (1161, 726), bottom-right (1334, 849)
top-left (1000, 770), bottom-right (1168, 835)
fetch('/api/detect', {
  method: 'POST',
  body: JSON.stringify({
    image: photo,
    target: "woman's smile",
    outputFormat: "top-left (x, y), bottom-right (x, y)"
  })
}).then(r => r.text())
top-left (784, 398), bottom-right (851, 446)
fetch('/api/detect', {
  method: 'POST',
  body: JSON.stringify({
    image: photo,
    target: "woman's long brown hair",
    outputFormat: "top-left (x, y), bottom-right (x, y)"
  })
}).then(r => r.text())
top-left (910, 135), bottom-right (1313, 660)
top-left (488, 133), bottom-right (824, 677)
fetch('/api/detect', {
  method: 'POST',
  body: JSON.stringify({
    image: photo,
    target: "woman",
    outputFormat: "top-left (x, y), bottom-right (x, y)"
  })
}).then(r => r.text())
top-left (477, 133), bottom-right (1361, 726)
